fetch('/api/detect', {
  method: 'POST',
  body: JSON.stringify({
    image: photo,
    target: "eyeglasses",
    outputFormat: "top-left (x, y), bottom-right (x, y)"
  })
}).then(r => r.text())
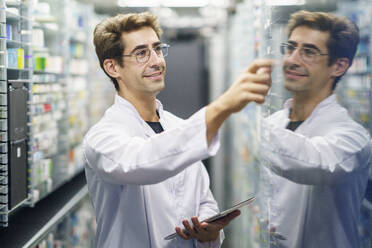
top-left (280, 43), bottom-right (328, 64)
top-left (122, 43), bottom-right (170, 64)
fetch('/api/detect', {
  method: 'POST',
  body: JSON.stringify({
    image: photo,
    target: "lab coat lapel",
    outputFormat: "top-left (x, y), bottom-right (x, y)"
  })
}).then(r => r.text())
top-left (114, 94), bottom-right (158, 138)
top-left (155, 99), bottom-right (187, 202)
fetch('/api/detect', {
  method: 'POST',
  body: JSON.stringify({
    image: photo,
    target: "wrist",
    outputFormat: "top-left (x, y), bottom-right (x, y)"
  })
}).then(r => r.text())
top-left (205, 97), bottom-right (231, 145)
top-left (210, 97), bottom-right (231, 119)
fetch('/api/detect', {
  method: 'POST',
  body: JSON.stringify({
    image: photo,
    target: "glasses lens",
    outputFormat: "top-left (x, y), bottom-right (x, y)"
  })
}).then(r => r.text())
top-left (300, 47), bottom-right (319, 63)
top-left (161, 45), bottom-right (168, 57)
top-left (135, 44), bottom-right (169, 63)
top-left (280, 44), bottom-right (286, 55)
top-left (136, 49), bottom-right (150, 63)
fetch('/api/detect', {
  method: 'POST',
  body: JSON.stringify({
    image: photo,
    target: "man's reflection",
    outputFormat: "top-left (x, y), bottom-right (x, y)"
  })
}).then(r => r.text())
top-left (261, 10), bottom-right (372, 248)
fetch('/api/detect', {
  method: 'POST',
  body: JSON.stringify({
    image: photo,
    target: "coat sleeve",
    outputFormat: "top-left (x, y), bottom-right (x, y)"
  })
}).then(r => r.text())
top-left (196, 165), bottom-right (224, 248)
top-left (261, 119), bottom-right (371, 185)
top-left (83, 107), bottom-right (220, 185)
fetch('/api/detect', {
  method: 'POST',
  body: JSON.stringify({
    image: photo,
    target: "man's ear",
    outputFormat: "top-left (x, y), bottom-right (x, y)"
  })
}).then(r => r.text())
top-left (331, 58), bottom-right (350, 77)
top-left (103, 59), bottom-right (120, 79)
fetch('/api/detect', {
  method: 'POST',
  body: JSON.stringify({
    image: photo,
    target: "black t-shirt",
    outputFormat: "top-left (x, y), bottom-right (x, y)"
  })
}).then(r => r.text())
top-left (146, 110), bottom-right (164, 134)
top-left (146, 121), bottom-right (164, 134)
top-left (286, 121), bottom-right (304, 131)
top-left (286, 109), bottom-right (304, 131)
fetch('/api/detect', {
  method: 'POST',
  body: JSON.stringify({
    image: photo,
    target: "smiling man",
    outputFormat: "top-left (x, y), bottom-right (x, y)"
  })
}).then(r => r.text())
top-left (84, 12), bottom-right (273, 247)
top-left (261, 11), bottom-right (372, 248)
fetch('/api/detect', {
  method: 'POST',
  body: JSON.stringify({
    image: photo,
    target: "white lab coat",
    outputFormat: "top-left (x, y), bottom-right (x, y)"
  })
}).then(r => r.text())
top-left (260, 94), bottom-right (372, 248)
top-left (83, 94), bottom-right (224, 248)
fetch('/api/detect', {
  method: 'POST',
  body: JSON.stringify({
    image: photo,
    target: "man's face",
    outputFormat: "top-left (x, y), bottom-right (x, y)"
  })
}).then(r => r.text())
top-left (282, 26), bottom-right (334, 94)
top-left (118, 27), bottom-right (166, 97)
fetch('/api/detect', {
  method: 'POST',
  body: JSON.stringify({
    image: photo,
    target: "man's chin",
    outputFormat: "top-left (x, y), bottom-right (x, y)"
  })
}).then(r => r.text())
top-left (284, 81), bottom-right (303, 92)
top-left (150, 82), bottom-right (165, 95)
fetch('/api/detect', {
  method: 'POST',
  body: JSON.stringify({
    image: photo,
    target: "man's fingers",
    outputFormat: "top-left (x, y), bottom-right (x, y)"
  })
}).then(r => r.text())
top-left (191, 217), bottom-right (206, 234)
top-left (245, 59), bottom-right (275, 74)
top-left (239, 72), bottom-right (271, 85)
top-left (257, 66), bottom-right (272, 75)
top-left (200, 222), bottom-right (221, 232)
top-left (176, 227), bottom-right (191, 240)
top-left (242, 83), bottom-right (270, 95)
top-left (182, 220), bottom-right (197, 237)
top-left (244, 92), bottom-right (266, 104)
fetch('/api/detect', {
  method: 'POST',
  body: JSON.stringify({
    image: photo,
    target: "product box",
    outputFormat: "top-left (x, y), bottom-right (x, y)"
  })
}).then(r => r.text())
top-left (5, 24), bottom-right (11, 40)
top-left (7, 48), bottom-right (24, 69)
top-left (17, 48), bottom-right (24, 69)
top-left (7, 48), bottom-right (17, 68)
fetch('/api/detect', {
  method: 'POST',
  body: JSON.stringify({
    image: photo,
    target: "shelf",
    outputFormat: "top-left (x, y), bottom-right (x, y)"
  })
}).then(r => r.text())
top-left (356, 52), bottom-right (369, 57)
top-left (0, 172), bottom-right (87, 248)
top-left (6, 39), bottom-right (31, 47)
top-left (6, 67), bottom-right (31, 72)
top-left (70, 37), bottom-right (86, 44)
top-left (5, 0), bottom-right (27, 8)
top-left (8, 79), bottom-right (32, 83)
top-left (32, 23), bottom-right (59, 34)
top-left (5, 11), bottom-right (30, 22)
top-left (34, 16), bottom-right (57, 24)
top-left (32, 47), bottom-right (49, 53)
top-left (345, 71), bottom-right (371, 76)
top-left (33, 70), bottom-right (63, 76)
top-left (69, 73), bottom-right (87, 77)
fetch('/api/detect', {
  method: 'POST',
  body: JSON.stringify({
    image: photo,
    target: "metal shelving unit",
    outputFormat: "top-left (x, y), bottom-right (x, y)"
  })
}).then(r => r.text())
top-left (0, 0), bottom-right (32, 227)
top-left (0, 0), bottom-right (111, 237)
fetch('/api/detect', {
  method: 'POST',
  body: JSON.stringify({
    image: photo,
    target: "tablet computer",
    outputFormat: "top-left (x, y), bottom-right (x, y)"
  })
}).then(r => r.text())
top-left (164, 196), bottom-right (256, 240)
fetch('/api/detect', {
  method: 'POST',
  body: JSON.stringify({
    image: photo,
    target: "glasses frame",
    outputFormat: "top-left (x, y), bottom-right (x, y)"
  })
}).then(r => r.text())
top-left (280, 42), bottom-right (328, 64)
top-left (122, 43), bottom-right (170, 64)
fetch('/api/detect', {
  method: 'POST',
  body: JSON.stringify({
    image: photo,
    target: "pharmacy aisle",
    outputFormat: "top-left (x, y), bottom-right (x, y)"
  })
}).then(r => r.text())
top-left (0, 0), bottom-right (113, 247)
top-left (1, 0), bottom-right (372, 247)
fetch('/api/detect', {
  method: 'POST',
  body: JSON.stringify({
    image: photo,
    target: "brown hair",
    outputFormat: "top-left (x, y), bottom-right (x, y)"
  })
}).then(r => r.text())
top-left (93, 12), bottom-right (163, 90)
top-left (287, 10), bottom-right (359, 89)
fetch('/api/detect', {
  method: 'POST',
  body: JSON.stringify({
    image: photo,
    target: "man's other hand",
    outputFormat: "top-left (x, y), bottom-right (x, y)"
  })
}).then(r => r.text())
top-left (175, 210), bottom-right (241, 243)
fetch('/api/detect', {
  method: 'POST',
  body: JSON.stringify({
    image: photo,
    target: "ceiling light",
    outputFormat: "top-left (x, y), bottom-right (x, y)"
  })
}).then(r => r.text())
top-left (118, 0), bottom-right (212, 8)
top-left (265, 0), bottom-right (305, 6)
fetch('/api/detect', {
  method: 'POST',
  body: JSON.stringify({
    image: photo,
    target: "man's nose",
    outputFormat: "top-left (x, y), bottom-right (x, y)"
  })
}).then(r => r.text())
top-left (284, 48), bottom-right (302, 64)
top-left (148, 49), bottom-right (163, 65)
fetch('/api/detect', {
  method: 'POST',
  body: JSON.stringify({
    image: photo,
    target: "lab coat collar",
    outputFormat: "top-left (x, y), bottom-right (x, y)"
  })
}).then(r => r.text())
top-left (114, 94), bottom-right (165, 136)
top-left (282, 94), bottom-right (337, 131)
top-left (283, 94), bottom-right (337, 117)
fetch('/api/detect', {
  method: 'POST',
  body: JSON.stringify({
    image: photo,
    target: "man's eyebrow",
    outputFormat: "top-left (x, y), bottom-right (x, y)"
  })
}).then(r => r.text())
top-left (287, 40), bottom-right (298, 46)
top-left (130, 41), bottom-right (162, 54)
top-left (130, 44), bottom-right (148, 54)
top-left (287, 40), bottom-right (321, 51)
top-left (302, 43), bottom-right (322, 51)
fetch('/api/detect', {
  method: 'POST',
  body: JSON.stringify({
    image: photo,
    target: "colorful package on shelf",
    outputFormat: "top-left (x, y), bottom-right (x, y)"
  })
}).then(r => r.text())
top-left (6, 48), bottom-right (24, 69)
top-left (6, 49), bottom-right (17, 68)
top-left (70, 43), bottom-right (84, 58)
top-left (17, 48), bottom-right (24, 69)
top-left (34, 54), bottom-right (47, 71)
top-left (5, 24), bottom-right (11, 40)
